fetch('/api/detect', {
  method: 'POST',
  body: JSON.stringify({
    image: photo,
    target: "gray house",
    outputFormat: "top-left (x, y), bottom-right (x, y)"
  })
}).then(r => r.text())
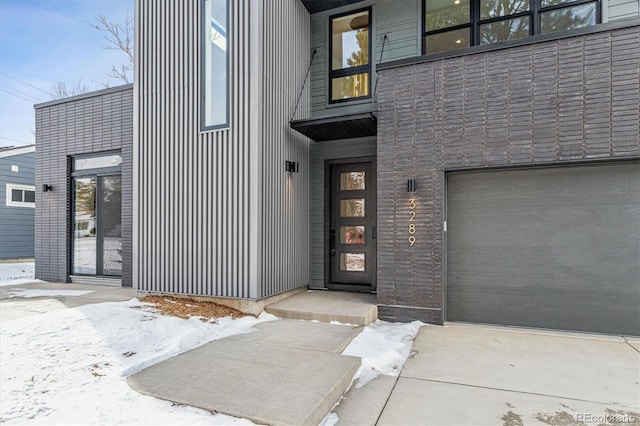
top-left (35, 85), bottom-right (132, 286)
top-left (0, 145), bottom-right (36, 260)
top-left (36, 0), bottom-right (639, 336)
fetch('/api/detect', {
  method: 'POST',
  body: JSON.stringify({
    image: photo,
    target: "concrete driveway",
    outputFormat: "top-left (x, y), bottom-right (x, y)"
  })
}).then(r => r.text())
top-left (378, 324), bottom-right (640, 425)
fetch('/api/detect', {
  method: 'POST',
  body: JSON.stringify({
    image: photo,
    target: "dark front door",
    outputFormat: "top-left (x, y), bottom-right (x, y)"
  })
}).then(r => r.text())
top-left (328, 160), bottom-right (376, 291)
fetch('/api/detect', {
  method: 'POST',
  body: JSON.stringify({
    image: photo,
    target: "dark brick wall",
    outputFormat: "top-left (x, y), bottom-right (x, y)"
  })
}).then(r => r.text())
top-left (35, 86), bottom-right (133, 286)
top-left (376, 25), bottom-right (640, 323)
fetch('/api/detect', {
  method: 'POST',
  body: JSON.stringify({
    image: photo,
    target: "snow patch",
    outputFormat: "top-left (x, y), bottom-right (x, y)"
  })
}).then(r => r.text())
top-left (7, 288), bottom-right (94, 298)
top-left (320, 412), bottom-right (340, 426)
top-left (342, 320), bottom-right (423, 388)
top-left (0, 261), bottom-right (39, 286)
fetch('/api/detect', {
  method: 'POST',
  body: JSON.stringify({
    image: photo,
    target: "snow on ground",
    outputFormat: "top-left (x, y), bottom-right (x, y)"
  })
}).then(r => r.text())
top-left (1, 296), bottom-right (277, 424)
top-left (342, 320), bottom-right (424, 388)
top-left (6, 288), bottom-right (95, 298)
top-left (0, 262), bottom-right (40, 286)
top-left (1, 267), bottom-right (425, 425)
top-left (320, 320), bottom-right (424, 426)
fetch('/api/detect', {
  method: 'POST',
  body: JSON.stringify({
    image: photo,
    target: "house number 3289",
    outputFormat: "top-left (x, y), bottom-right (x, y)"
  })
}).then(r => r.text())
top-left (408, 199), bottom-right (416, 246)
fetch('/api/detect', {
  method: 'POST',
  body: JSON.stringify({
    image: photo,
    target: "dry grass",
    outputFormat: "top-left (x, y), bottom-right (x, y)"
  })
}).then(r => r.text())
top-left (140, 295), bottom-right (247, 321)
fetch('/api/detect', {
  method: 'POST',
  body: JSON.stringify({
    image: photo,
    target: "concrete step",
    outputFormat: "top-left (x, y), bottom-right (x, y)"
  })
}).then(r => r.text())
top-left (128, 319), bottom-right (363, 426)
top-left (264, 290), bottom-right (378, 326)
top-left (70, 275), bottom-right (122, 286)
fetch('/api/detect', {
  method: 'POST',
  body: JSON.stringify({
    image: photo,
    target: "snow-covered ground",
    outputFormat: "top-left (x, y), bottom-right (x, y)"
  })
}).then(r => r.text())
top-left (1, 263), bottom-right (422, 424)
top-left (1, 296), bottom-right (273, 424)
top-left (0, 262), bottom-right (39, 286)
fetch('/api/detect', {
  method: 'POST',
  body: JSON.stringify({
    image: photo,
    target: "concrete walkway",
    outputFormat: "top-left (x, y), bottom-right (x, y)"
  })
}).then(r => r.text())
top-left (129, 319), bottom-right (363, 425)
top-left (374, 324), bottom-right (640, 425)
top-left (3, 282), bottom-right (638, 425)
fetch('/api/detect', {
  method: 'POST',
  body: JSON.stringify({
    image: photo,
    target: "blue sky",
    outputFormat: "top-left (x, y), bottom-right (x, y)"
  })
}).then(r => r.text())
top-left (0, 0), bottom-right (133, 148)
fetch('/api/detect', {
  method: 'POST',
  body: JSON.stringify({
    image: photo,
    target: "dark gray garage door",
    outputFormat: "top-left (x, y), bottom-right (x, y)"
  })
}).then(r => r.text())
top-left (446, 163), bottom-right (640, 336)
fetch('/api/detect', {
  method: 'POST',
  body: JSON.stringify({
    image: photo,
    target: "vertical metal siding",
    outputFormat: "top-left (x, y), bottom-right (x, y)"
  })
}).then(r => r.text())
top-left (259, 0), bottom-right (311, 298)
top-left (135, 0), bottom-right (310, 298)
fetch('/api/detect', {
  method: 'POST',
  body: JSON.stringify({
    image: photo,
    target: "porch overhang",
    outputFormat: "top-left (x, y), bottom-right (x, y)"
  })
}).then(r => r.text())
top-left (298, 0), bottom-right (365, 14)
top-left (290, 112), bottom-right (377, 142)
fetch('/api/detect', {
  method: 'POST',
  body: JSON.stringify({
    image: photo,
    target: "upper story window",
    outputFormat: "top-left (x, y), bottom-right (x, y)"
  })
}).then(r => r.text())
top-left (202, 0), bottom-right (228, 130)
top-left (6, 184), bottom-right (35, 208)
top-left (423, 0), bottom-right (600, 55)
top-left (330, 8), bottom-right (372, 103)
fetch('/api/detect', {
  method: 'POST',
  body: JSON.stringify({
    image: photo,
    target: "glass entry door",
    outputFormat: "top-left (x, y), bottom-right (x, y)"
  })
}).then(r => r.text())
top-left (328, 160), bottom-right (376, 290)
top-left (73, 175), bottom-right (122, 276)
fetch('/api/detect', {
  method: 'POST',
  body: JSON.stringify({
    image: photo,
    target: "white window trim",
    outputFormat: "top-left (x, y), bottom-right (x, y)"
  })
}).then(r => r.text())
top-left (6, 183), bottom-right (35, 208)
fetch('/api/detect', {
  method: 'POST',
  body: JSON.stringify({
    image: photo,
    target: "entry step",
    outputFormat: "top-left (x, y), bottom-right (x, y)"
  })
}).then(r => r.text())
top-left (264, 290), bottom-right (378, 326)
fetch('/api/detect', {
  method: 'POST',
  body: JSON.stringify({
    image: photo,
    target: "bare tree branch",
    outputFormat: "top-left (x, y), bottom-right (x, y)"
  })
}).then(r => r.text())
top-left (92, 13), bottom-right (134, 84)
top-left (50, 79), bottom-right (90, 99)
top-left (50, 13), bottom-right (133, 99)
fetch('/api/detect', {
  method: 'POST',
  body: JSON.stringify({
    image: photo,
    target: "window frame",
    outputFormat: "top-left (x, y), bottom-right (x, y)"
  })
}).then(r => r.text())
top-left (6, 183), bottom-right (35, 208)
top-left (201, 0), bottom-right (230, 132)
top-left (422, 0), bottom-right (601, 54)
top-left (328, 7), bottom-right (373, 104)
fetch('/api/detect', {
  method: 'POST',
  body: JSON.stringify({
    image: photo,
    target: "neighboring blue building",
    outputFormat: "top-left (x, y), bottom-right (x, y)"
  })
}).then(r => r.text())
top-left (0, 145), bottom-right (36, 260)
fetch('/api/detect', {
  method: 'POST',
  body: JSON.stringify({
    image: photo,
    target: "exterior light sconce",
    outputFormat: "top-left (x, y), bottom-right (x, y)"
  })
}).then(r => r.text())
top-left (407, 179), bottom-right (416, 192)
top-left (285, 161), bottom-right (299, 173)
top-left (42, 184), bottom-right (53, 192)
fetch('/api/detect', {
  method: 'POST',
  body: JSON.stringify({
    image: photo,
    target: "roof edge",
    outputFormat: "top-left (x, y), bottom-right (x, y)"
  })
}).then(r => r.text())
top-left (0, 144), bottom-right (36, 158)
top-left (34, 83), bottom-right (133, 109)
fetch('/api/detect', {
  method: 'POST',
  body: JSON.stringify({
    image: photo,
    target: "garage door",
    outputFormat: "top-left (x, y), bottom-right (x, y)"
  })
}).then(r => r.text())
top-left (446, 163), bottom-right (640, 336)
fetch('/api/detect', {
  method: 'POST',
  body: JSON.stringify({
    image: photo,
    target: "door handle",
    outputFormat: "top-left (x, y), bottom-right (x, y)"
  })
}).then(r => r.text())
top-left (373, 225), bottom-right (377, 240)
top-left (330, 229), bottom-right (336, 256)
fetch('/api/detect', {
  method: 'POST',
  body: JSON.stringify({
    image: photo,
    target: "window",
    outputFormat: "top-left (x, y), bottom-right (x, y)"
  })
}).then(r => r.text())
top-left (74, 154), bottom-right (122, 171)
top-left (423, 0), bottom-right (600, 54)
top-left (202, 0), bottom-right (228, 129)
top-left (6, 184), bottom-right (35, 208)
top-left (330, 8), bottom-right (372, 103)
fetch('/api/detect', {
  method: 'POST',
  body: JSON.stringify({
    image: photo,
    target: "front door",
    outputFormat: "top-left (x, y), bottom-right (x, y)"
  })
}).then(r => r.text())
top-left (72, 174), bottom-right (122, 276)
top-left (328, 159), bottom-right (376, 291)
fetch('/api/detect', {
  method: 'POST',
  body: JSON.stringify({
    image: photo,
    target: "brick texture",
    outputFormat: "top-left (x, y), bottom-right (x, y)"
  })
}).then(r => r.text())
top-left (376, 26), bottom-right (640, 323)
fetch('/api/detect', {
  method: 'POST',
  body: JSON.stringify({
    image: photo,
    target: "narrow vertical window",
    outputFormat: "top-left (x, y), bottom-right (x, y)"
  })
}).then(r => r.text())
top-left (202, 0), bottom-right (228, 129)
top-left (329, 8), bottom-right (372, 103)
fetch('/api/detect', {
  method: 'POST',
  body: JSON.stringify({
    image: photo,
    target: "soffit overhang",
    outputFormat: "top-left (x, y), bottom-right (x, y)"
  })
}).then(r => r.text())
top-left (290, 112), bottom-right (377, 142)
top-left (298, 0), bottom-right (365, 14)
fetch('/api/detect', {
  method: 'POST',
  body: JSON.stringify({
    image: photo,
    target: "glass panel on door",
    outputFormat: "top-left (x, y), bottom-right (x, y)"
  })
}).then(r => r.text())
top-left (100, 176), bottom-right (122, 276)
top-left (72, 174), bottom-right (122, 277)
top-left (340, 253), bottom-right (365, 271)
top-left (340, 172), bottom-right (365, 190)
top-left (340, 226), bottom-right (365, 244)
top-left (73, 177), bottom-right (97, 275)
top-left (340, 199), bottom-right (365, 217)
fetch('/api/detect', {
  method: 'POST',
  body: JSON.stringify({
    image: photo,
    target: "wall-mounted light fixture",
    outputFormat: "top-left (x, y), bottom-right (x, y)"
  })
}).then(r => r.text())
top-left (42, 184), bottom-right (53, 192)
top-left (285, 161), bottom-right (299, 173)
top-left (407, 179), bottom-right (416, 192)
